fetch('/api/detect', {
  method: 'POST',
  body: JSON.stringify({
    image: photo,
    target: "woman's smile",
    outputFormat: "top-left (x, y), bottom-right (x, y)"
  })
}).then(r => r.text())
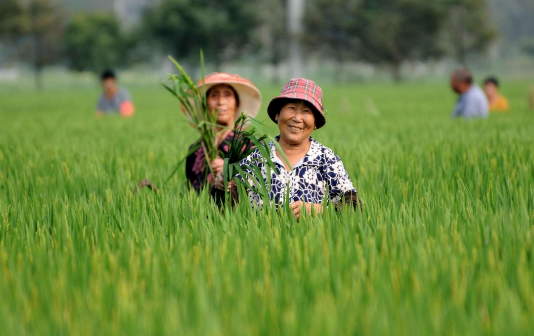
top-left (288, 125), bottom-right (303, 133)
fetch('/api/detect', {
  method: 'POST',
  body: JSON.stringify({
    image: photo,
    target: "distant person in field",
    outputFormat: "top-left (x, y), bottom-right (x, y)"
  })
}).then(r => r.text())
top-left (185, 73), bottom-right (262, 191)
top-left (483, 76), bottom-right (509, 112)
top-left (213, 78), bottom-right (361, 219)
top-left (450, 67), bottom-right (489, 119)
top-left (96, 70), bottom-right (135, 117)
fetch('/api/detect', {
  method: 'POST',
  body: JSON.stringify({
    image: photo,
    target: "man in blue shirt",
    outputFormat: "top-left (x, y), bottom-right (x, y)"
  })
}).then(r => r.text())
top-left (450, 67), bottom-right (489, 119)
top-left (96, 70), bottom-right (135, 117)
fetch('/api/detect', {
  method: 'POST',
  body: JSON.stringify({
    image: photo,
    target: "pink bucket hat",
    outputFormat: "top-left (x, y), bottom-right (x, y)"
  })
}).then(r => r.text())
top-left (267, 78), bottom-right (326, 129)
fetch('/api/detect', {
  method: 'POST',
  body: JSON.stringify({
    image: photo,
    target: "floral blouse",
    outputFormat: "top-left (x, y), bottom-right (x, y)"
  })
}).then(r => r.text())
top-left (236, 136), bottom-right (357, 207)
top-left (185, 131), bottom-right (235, 191)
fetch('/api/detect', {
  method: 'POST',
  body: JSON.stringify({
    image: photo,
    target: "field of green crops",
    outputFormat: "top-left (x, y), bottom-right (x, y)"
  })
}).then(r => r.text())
top-left (1, 80), bottom-right (533, 335)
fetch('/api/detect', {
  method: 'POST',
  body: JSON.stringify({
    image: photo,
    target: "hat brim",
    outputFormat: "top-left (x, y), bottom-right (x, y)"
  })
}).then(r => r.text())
top-left (267, 97), bottom-right (326, 129)
top-left (194, 81), bottom-right (262, 119)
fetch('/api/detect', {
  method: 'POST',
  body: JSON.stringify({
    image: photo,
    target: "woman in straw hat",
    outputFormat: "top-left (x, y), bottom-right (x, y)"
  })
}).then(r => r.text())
top-left (185, 73), bottom-right (261, 191)
top-left (213, 78), bottom-right (361, 218)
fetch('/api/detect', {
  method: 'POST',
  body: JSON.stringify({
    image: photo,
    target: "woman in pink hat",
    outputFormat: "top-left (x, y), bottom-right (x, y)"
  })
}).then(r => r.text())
top-left (185, 73), bottom-right (262, 191)
top-left (213, 78), bottom-right (361, 218)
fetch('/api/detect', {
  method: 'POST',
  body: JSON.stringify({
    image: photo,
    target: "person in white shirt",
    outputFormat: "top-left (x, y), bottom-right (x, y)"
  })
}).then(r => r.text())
top-left (450, 67), bottom-right (489, 119)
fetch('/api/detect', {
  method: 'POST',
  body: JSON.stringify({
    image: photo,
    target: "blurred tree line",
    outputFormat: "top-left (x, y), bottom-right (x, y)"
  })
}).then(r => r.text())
top-left (488, 0), bottom-right (534, 58)
top-left (1, 0), bottom-right (532, 87)
top-left (0, 0), bottom-right (64, 89)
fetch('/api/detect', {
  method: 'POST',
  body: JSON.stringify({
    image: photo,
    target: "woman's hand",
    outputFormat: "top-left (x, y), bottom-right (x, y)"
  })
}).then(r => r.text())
top-left (289, 201), bottom-right (323, 219)
top-left (214, 171), bottom-right (235, 191)
top-left (211, 157), bottom-right (225, 175)
top-left (214, 171), bottom-right (224, 190)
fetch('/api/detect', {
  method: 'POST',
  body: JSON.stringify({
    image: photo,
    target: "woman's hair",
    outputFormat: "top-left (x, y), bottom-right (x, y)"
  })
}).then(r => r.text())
top-left (206, 84), bottom-right (240, 108)
top-left (484, 76), bottom-right (499, 88)
top-left (101, 69), bottom-right (116, 81)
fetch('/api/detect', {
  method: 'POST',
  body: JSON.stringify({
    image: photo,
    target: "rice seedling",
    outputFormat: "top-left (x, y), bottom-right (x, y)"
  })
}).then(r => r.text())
top-left (162, 52), bottom-right (219, 181)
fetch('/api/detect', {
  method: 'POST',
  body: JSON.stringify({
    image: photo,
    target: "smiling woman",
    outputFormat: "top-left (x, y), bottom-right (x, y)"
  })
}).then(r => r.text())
top-left (185, 73), bottom-right (261, 191)
top-left (213, 78), bottom-right (362, 219)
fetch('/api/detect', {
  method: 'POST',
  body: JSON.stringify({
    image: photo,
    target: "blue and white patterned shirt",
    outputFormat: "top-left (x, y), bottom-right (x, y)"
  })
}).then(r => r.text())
top-left (236, 137), bottom-right (357, 207)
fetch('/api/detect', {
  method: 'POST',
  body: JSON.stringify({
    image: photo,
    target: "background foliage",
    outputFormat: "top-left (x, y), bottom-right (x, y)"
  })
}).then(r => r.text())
top-left (0, 0), bottom-right (523, 83)
top-left (64, 13), bottom-right (126, 73)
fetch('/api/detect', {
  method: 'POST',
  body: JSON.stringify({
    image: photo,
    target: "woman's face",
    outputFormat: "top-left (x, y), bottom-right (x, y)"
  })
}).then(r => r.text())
top-left (207, 84), bottom-right (237, 126)
top-left (277, 101), bottom-right (316, 145)
top-left (483, 82), bottom-right (498, 99)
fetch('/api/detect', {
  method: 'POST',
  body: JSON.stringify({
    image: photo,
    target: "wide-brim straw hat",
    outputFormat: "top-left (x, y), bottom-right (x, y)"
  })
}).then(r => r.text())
top-left (195, 72), bottom-right (262, 119)
top-left (267, 78), bottom-right (326, 129)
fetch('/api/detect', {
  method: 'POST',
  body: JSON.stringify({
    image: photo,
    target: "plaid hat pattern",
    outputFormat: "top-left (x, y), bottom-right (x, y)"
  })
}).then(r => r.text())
top-left (267, 78), bottom-right (326, 129)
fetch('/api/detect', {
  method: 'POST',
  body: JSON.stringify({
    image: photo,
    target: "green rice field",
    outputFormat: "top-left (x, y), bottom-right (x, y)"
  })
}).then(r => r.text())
top-left (0, 80), bottom-right (533, 335)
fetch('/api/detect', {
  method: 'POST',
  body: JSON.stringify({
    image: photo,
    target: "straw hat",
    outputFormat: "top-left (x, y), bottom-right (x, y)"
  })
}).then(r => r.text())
top-left (196, 72), bottom-right (262, 119)
top-left (267, 78), bottom-right (326, 128)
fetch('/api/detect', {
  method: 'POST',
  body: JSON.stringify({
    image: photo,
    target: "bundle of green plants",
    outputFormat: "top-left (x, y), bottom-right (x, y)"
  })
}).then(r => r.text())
top-left (162, 52), bottom-right (218, 182)
top-left (221, 113), bottom-right (289, 200)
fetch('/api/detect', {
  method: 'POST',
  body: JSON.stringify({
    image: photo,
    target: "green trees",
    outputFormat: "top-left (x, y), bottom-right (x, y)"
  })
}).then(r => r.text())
top-left (0, 0), bottom-right (24, 38)
top-left (140, 0), bottom-right (260, 69)
top-left (488, 0), bottom-right (534, 54)
top-left (303, 0), bottom-right (496, 80)
top-left (442, 0), bottom-right (496, 64)
top-left (0, 0), bottom-right (65, 89)
top-left (358, 0), bottom-right (448, 81)
top-left (255, 0), bottom-right (287, 83)
top-left (305, 0), bottom-right (361, 80)
top-left (2, 0), bottom-right (503, 82)
top-left (0, 0), bottom-right (25, 67)
top-left (64, 13), bottom-right (126, 73)
top-left (26, 0), bottom-right (65, 89)
top-left (134, 0), bottom-right (498, 80)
